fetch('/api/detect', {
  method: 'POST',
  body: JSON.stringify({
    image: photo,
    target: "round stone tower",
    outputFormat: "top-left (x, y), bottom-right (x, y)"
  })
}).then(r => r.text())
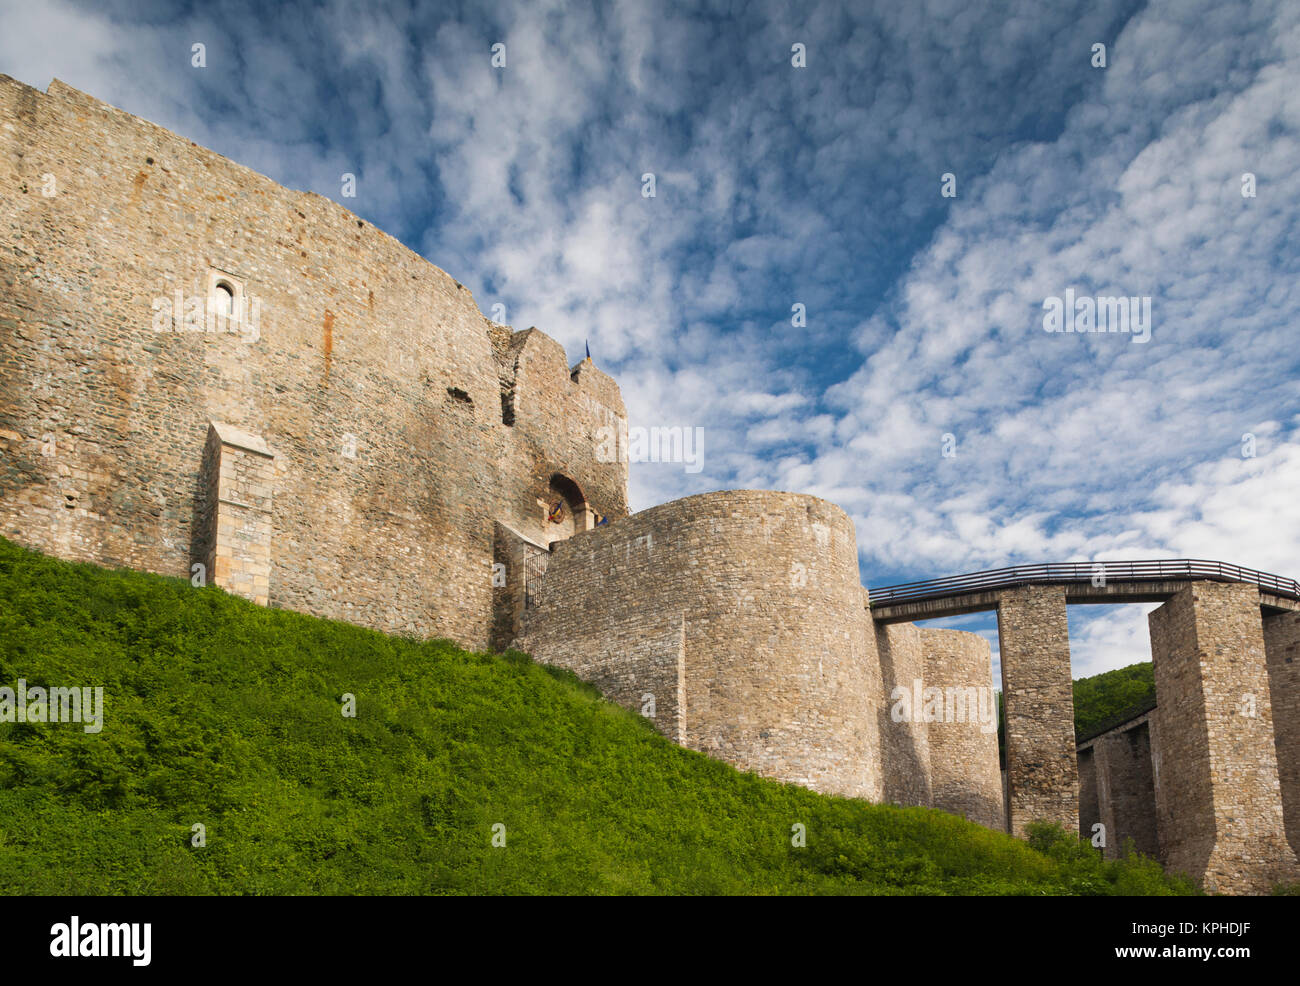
top-left (517, 489), bottom-right (883, 800)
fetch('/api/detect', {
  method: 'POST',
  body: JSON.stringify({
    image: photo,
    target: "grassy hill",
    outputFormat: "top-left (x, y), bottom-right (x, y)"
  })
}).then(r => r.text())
top-left (1073, 662), bottom-right (1156, 740)
top-left (0, 537), bottom-right (1192, 895)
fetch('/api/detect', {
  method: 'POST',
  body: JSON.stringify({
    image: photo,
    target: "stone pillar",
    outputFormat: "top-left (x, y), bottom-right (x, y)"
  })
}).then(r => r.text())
top-left (996, 585), bottom-right (1078, 836)
top-left (198, 422), bottom-right (274, 606)
top-left (921, 627), bottom-right (1003, 829)
top-left (1263, 610), bottom-right (1300, 860)
top-left (1093, 722), bottom-right (1159, 860)
top-left (1149, 583), bottom-right (1300, 894)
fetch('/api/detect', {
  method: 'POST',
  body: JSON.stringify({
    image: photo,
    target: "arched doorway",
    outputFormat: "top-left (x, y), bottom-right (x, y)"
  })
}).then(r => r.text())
top-left (544, 473), bottom-right (590, 546)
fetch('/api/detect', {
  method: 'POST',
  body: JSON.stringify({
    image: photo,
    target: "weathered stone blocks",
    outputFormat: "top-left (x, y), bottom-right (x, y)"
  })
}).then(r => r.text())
top-left (996, 585), bottom-right (1079, 835)
top-left (921, 627), bottom-right (1003, 830)
top-left (198, 422), bottom-right (274, 606)
top-left (875, 622), bottom-right (932, 808)
top-left (1077, 716), bottom-right (1158, 860)
top-left (1149, 583), bottom-right (1300, 894)
top-left (0, 75), bottom-right (627, 649)
top-left (518, 490), bottom-right (883, 800)
top-left (1263, 609), bottom-right (1300, 860)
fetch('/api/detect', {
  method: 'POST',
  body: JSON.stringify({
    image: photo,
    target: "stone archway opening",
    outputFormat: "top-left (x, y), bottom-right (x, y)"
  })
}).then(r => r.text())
top-left (544, 473), bottom-right (591, 547)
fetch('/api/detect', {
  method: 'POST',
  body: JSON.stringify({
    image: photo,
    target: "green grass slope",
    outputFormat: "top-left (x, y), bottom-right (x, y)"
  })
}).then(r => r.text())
top-left (0, 537), bottom-right (1191, 895)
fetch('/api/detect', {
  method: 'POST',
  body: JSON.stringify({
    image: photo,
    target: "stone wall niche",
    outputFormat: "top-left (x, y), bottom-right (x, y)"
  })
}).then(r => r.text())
top-left (197, 422), bottom-right (275, 606)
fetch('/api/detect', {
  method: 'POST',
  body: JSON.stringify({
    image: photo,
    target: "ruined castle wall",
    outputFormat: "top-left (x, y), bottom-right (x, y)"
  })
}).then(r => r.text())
top-left (516, 490), bottom-right (883, 800)
top-left (874, 622), bottom-right (931, 808)
top-left (1078, 747), bottom-right (1099, 841)
top-left (1080, 712), bottom-right (1159, 861)
top-left (920, 627), bottom-right (1003, 830)
top-left (1263, 610), bottom-right (1300, 859)
top-left (0, 77), bottom-right (626, 648)
top-left (1148, 592), bottom-right (1216, 883)
top-left (491, 522), bottom-right (539, 653)
top-left (493, 330), bottom-right (628, 549)
top-left (1149, 583), bottom-right (1299, 893)
top-left (1094, 720), bottom-right (1159, 860)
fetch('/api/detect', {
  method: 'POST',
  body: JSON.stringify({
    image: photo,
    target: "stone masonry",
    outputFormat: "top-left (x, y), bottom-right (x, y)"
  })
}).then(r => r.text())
top-left (1148, 583), bottom-right (1300, 894)
top-left (875, 622), bottom-right (932, 808)
top-left (4, 78), bottom-right (1300, 893)
top-left (198, 422), bottom-right (275, 606)
top-left (516, 490), bottom-right (1003, 809)
top-left (921, 628), bottom-right (1003, 830)
top-left (517, 491), bottom-right (886, 799)
top-left (0, 75), bottom-right (627, 649)
top-left (1076, 715), bottom-right (1159, 860)
top-left (996, 585), bottom-right (1079, 835)
top-left (1263, 609), bottom-right (1300, 859)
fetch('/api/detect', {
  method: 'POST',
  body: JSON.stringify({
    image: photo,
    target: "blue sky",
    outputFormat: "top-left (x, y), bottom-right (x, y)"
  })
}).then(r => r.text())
top-left (2, 0), bottom-right (1298, 680)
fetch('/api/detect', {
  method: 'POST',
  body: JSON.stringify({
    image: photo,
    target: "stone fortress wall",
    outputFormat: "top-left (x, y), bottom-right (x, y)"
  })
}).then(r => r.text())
top-left (0, 75), bottom-right (627, 650)
top-left (1077, 584), bottom-right (1300, 893)
top-left (516, 491), bottom-right (884, 800)
top-left (515, 490), bottom-right (1003, 813)
top-left (0, 77), bottom-right (1002, 830)
top-left (4, 79), bottom-right (1297, 894)
top-left (919, 628), bottom-right (1003, 830)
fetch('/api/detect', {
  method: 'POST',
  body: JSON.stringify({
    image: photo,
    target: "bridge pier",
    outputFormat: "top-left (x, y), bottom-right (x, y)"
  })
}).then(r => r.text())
top-left (1149, 583), bottom-right (1300, 894)
top-left (996, 585), bottom-right (1079, 836)
top-left (1263, 610), bottom-right (1300, 860)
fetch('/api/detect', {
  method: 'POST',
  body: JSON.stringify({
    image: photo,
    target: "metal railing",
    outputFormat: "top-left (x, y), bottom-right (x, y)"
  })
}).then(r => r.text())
top-left (1076, 696), bottom-right (1159, 745)
top-left (868, 559), bottom-right (1300, 606)
top-left (522, 544), bottom-right (550, 609)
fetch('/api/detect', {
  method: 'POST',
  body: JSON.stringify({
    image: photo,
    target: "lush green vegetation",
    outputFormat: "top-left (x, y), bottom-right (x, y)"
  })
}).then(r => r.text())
top-left (993, 661), bottom-right (1157, 762)
top-left (0, 537), bottom-right (1192, 895)
top-left (1072, 661), bottom-right (1156, 740)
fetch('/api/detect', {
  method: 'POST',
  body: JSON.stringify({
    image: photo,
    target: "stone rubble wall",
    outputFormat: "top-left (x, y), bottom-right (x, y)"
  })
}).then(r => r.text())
top-left (518, 490), bottom-right (884, 800)
top-left (1263, 609), bottom-right (1300, 859)
top-left (1077, 716), bottom-right (1159, 860)
top-left (0, 75), bottom-right (626, 649)
top-left (996, 585), bottom-right (1079, 836)
top-left (874, 622), bottom-right (932, 808)
top-left (920, 627), bottom-right (1003, 830)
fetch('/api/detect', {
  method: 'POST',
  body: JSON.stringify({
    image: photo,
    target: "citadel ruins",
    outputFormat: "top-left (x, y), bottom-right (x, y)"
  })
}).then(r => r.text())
top-left (2, 77), bottom-right (1298, 895)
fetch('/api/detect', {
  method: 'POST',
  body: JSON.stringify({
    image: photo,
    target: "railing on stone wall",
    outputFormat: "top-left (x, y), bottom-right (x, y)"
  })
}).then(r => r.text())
top-left (868, 559), bottom-right (1300, 606)
top-left (1075, 696), bottom-right (1159, 746)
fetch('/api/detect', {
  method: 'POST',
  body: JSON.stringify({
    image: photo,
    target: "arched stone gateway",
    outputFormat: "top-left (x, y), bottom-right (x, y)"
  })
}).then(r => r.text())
top-left (544, 473), bottom-right (588, 546)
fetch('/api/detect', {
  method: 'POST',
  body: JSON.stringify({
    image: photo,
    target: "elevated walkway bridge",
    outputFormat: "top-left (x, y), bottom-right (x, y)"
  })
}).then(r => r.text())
top-left (868, 559), bottom-right (1300, 624)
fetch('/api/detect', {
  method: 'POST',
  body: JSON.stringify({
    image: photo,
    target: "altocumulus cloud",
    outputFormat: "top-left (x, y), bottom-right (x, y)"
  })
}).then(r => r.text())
top-left (0, 0), bottom-right (1295, 676)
